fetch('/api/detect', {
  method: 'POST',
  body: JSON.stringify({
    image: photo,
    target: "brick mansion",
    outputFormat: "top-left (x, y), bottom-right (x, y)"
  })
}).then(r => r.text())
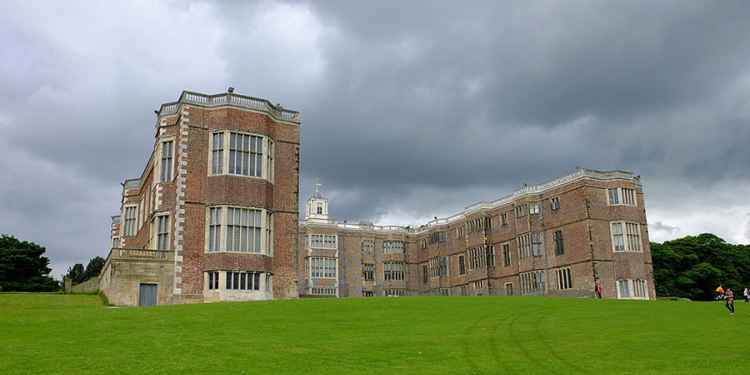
top-left (99, 89), bottom-right (655, 306)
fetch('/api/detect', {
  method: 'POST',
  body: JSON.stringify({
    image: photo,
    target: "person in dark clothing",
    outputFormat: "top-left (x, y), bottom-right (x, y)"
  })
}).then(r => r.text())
top-left (725, 288), bottom-right (735, 315)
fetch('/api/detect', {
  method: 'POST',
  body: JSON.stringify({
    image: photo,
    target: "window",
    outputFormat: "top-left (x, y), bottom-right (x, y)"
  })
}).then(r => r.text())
top-left (211, 133), bottom-right (224, 175)
top-left (422, 265), bottom-right (428, 283)
top-left (383, 241), bottom-right (405, 254)
top-left (608, 188), bottom-right (620, 205)
top-left (123, 206), bottom-right (137, 237)
top-left (555, 268), bottom-right (572, 290)
top-left (208, 207), bottom-right (222, 252)
top-left (384, 262), bottom-right (405, 281)
top-left (361, 240), bottom-right (374, 256)
top-left (468, 247), bottom-right (486, 270)
top-left (159, 140), bottom-right (173, 182)
top-left (520, 270), bottom-right (545, 294)
top-left (456, 226), bottom-right (465, 239)
top-left (429, 231), bottom-right (447, 244)
top-left (310, 234), bottom-right (337, 249)
top-left (458, 255), bottom-right (466, 275)
top-left (112, 237), bottom-right (120, 248)
top-left (502, 242), bottom-right (512, 266)
top-left (505, 282), bottom-right (514, 296)
top-left (207, 271), bottom-right (219, 290)
top-left (363, 290), bottom-right (374, 297)
top-left (554, 230), bottom-right (564, 256)
top-left (209, 131), bottom-right (274, 181)
top-left (515, 204), bottom-right (528, 218)
top-left (309, 257), bottom-right (336, 278)
top-left (205, 206), bottom-right (272, 254)
top-left (225, 271), bottom-right (262, 291)
top-left (616, 279), bottom-right (648, 299)
top-left (486, 245), bottom-right (495, 268)
top-left (155, 215), bottom-right (169, 250)
top-left (551, 197), bottom-right (560, 211)
top-left (611, 222), bottom-right (642, 252)
top-left (427, 256), bottom-right (448, 277)
top-left (466, 217), bottom-right (491, 234)
top-left (362, 263), bottom-right (374, 281)
top-left (226, 207), bottom-right (262, 252)
top-left (517, 233), bottom-right (531, 258)
top-left (529, 203), bottom-right (541, 215)
top-left (418, 239), bottom-right (427, 249)
top-left (316, 205), bottom-right (322, 214)
top-left (531, 232), bottom-right (543, 257)
top-left (385, 289), bottom-right (406, 296)
top-left (501, 212), bottom-right (508, 225)
top-left (608, 187), bottom-right (637, 206)
top-left (310, 287), bottom-right (336, 296)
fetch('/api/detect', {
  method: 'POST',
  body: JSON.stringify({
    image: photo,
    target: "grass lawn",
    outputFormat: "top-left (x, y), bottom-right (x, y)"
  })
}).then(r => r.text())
top-left (0, 294), bottom-right (747, 374)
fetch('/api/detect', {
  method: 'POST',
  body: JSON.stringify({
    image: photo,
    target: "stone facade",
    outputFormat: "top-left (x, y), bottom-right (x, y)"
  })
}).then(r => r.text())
top-left (299, 169), bottom-right (655, 300)
top-left (99, 89), bottom-right (300, 306)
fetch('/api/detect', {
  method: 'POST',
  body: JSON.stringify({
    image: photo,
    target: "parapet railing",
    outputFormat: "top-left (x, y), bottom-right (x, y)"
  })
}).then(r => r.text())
top-left (107, 248), bottom-right (174, 261)
top-left (157, 91), bottom-right (300, 123)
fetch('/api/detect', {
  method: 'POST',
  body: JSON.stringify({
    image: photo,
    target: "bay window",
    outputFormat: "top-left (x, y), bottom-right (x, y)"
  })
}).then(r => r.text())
top-left (204, 206), bottom-right (273, 255)
top-left (209, 131), bottom-right (274, 181)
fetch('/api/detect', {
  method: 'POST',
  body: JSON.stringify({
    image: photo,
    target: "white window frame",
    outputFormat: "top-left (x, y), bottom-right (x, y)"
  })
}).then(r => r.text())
top-left (309, 256), bottom-right (337, 279)
top-left (610, 221), bottom-right (643, 253)
top-left (607, 187), bottom-right (637, 207)
top-left (616, 279), bottom-right (649, 300)
top-left (122, 204), bottom-right (138, 237)
top-left (207, 130), bottom-right (274, 182)
top-left (159, 139), bottom-right (175, 183)
top-left (204, 205), bottom-right (272, 255)
top-left (551, 197), bottom-right (561, 211)
top-left (309, 234), bottom-right (338, 249)
top-left (151, 214), bottom-right (170, 250)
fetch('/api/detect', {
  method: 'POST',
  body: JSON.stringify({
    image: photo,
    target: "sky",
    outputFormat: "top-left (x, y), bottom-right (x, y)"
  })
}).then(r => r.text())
top-left (1, 1), bottom-right (749, 278)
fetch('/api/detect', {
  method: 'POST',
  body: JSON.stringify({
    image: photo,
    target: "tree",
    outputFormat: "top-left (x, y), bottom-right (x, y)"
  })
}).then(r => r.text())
top-left (651, 233), bottom-right (750, 300)
top-left (0, 234), bottom-right (59, 292)
top-left (64, 263), bottom-right (85, 284)
top-left (82, 256), bottom-right (105, 281)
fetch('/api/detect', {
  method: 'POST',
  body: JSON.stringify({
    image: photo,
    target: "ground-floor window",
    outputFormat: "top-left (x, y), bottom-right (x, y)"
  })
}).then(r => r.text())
top-left (385, 289), bottom-right (407, 296)
top-left (505, 282), bottom-right (514, 296)
top-left (520, 270), bottom-right (545, 294)
top-left (363, 290), bottom-right (374, 297)
top-left (310, 287), bottom-right (336, 296)
top-left (204, 270), bottom-right (271, 292)
top-left (555, 267), bottom-right (573, 290)
top-left (207, 271), bottom-right (219, 290)
top-left (617, 279), bottom-right (649, 299)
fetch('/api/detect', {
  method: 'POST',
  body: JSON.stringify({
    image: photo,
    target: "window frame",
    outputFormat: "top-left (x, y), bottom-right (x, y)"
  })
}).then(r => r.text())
top-left (607, 187), bottom-right (638, 207)
top-left (208, 130), bottom-right (275, 182)
top-left (204, 205), bottom-right (272, 255)
top-left (610, 221), bottom-right (642, 253)
top-left (159, 139), bottom-right (175, 183)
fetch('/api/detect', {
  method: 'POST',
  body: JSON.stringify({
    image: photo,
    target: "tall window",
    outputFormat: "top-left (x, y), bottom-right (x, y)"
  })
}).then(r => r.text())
top-left (520, 270), bottom-right (545, 294)
top-left (123, 206), bottom-right (137, 237)
top-left (554, 230), bottom-right (564, 256)
top-left (458, 255), bottom-right (466, 275)
top-left (531, 232), bottom-right (543, 257)
top-left (501, 212), bottom-right (508, 225)
top-left (362, 263), bottom-right (374, 281)
top-left (208, 207), bottom-right (222, 252)
top-left (160, 140), bottom-right (173, 182)
top-left (210, 131), bottom-right (273, 180)
top-left (309, 257), bottom-right (336, 278)
top-left (211, 133), bottom-right (223, 175)
top-left (207, 271), bottom-right (219, 290)
top-left (611, 222), bottom-right (642, 252)
top-left (155, 215), bottom-right (169, 250)
top-left (517, 233), bottom-right (531, 258)
top-left (608, 188), bottom-right (620, 205)
top-left (502, 242), bottom-right (511, 266)
top-left (529, 202), bottom-right (541, 215)
top-left (551, 197), bottom-right (561, 211)
top-left (112, 236), bottom-right (120, 248)
top-left (205, 206), bottom-right (271, 254)
top-left (429, 231), bottom-right (447, 244)
top-left (555, 268), bottom-right (572, 290)
top-left (384, 262), bottom-right (405, 281)
top-left (226, 207), bottom-right (262, 252)
top-left (486, 246), bottom-right (495, 268)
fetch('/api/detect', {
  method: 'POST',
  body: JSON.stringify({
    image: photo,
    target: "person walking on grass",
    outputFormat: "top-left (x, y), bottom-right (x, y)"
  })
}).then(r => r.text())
top-left (725, 288), bottom-right (735, 315)
top-left (744, 287), bottom-right (749, 303)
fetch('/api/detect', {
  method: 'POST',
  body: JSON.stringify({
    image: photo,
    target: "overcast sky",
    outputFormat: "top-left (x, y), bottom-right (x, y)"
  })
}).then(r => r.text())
top-left (1, 1), bottom-right (749, 278)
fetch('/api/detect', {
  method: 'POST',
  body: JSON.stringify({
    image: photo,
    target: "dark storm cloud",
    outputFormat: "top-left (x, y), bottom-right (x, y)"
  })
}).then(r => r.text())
top-left (1, 1), bottom-right (749, 277)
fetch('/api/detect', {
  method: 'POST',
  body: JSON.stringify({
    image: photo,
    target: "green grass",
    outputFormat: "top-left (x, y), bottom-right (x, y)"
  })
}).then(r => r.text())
top-left (0, 294), bottom-right (747, 374)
